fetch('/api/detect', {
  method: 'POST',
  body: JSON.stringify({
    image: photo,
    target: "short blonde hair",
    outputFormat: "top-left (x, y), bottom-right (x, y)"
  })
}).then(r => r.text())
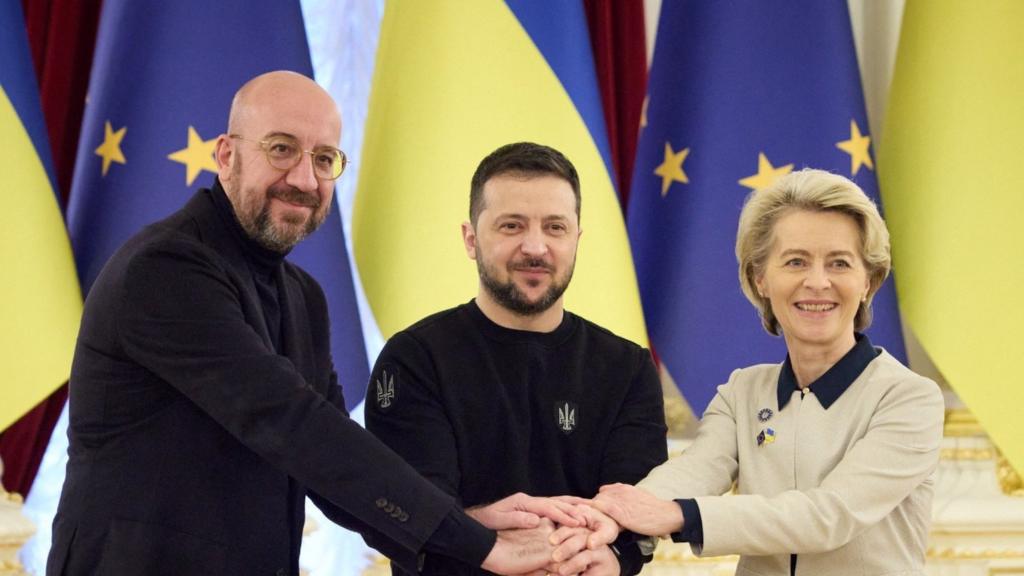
top-left (735, 169), bottom-right (891, 335)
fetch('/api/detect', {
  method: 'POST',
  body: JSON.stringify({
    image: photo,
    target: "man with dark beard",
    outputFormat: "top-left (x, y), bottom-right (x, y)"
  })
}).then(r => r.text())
top-left (365, 142), bottom-right (668, 576)
top-left (47, 74), bottom-right (581, 576)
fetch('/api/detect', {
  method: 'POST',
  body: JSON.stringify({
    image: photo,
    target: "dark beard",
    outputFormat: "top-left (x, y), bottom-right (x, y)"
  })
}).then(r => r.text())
top-left (228, 151), bottom-right (329, 253)
top-left (245, 187), bottom-right (329, 253)
top-left (477, 257), bottom-right (572, 316)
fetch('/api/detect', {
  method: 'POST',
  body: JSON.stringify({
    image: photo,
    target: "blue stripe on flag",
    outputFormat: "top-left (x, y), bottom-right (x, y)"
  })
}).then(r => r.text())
top-left (504, 0), bottom-right (615, 183)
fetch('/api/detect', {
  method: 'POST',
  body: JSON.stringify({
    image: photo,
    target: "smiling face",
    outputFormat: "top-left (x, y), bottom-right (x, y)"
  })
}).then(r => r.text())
top-left (215, 71), bottom-right (340, 252)
top-left (463, 173), bottom-right (581, 322)
top-left (755, 209), bottom-right (870, 358)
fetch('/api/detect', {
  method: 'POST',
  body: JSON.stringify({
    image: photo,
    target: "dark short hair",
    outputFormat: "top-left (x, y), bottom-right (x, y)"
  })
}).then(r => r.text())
top-left (469, 142), bottom-right (581, 225)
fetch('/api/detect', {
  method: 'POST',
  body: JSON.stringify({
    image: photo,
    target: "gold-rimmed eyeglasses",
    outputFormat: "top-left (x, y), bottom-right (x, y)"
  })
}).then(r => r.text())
top-left (230, 134), bottom-right (348, 181)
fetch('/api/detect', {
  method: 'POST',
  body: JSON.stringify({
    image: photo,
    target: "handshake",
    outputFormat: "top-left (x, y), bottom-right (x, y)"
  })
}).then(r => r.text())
top-left (475, 485), bottom-right (683, 576)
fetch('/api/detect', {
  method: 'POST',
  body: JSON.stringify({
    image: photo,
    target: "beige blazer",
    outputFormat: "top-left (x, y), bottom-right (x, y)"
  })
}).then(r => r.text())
top-left (639, 351), bottom-right (944, 576)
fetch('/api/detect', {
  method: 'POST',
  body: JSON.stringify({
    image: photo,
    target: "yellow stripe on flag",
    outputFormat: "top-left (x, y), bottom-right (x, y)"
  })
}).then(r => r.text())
top-left (353, 0), bottom-right (646, 345)
top-left (879, 0), bottom-right (1024, 472)
top-left (0, 86), bottom-right (82, 431)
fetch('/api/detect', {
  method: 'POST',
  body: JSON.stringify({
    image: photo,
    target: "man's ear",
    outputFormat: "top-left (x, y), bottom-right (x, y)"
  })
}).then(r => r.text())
top-left (461, 221), bottom-right (478, 261)
top-left (215, 135), bottom-right (234, 182)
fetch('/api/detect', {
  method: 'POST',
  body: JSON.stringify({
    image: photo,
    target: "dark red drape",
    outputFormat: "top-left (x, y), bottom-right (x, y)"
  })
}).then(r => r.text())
top-left (583, 0), bottom-right (649, 211)
top-left (0, 0), bottom-right (102, 497)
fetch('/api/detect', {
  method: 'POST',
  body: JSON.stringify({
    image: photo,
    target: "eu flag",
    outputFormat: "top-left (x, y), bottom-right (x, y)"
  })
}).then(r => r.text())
top-left (67, 0), bottom-right (369, 408)
top-left (628, 1), bottom-right (906, 415)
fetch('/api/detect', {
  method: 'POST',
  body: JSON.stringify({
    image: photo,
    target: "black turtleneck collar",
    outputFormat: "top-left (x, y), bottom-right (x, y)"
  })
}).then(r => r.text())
top-left (777, 333), bottom-right (880, 411)
top-left (464, 299), bottom-right (577, 348)
top-left (208, 178), bottom-right (289, 276)
top-left (208, 178), bottom-right (288, 351)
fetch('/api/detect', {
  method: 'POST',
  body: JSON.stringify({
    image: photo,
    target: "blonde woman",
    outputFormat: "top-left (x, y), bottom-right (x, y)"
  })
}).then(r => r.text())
top-left (590, 169), bottom-right (944, 575)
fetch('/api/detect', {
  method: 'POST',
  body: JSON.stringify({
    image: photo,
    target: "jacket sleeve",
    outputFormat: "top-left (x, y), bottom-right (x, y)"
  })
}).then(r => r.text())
top-left (599, 350), bottom-right (668, 576)
top-left (308, 371), bottom-right (438, 573)
top-left (638, 371), bottom-right (744, 501)
top-left (364, 331), bottom-right (462, 499)
top-left (694, 373), bottom-right (944, 556)
top-left (363, 332), bottom-right (480, 573)
top-left (116, 241), bottom-right (478, 565)
top-left (598, 349), bottom-right (669, 487)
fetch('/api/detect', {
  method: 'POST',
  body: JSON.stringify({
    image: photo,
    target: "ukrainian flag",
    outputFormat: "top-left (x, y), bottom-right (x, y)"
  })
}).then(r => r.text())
top-left (880, 0), bottom-right (1024, 472)
top-left (0, 2), bottom-right (82, 431)
top-left (353, 0), bottom-right (646, 345)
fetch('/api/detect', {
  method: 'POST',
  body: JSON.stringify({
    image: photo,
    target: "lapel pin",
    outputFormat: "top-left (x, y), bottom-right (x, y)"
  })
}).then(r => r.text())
top-left (757, 427), bottom-right (776, 447)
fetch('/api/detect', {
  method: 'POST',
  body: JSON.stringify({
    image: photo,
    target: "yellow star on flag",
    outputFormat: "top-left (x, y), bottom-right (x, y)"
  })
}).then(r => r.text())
top-left (655, 141), bottom-right (689, 197)
top-left (835, 119), bottom-right (874, 175)
top-left (168, 126), bottom-right (219, 186)
top-left (739, 152), bottom-right (793, 191)
top-left (95, 120), bottom-right (126, 177)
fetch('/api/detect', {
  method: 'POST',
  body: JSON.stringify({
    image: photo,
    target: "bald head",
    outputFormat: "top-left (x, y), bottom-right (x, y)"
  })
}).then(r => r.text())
top-left (215, 70), bottom-right (342, 253)
top-left (227, 70), bottom-right (341, 138)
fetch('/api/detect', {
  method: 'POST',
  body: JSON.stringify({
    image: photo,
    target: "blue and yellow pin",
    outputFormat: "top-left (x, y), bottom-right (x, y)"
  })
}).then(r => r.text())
top-left (757, 427), bottom-right (776, 447)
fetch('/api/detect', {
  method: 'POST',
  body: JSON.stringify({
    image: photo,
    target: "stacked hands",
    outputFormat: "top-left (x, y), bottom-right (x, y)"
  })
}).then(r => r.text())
top-left (475, 485), bottom-right (681, 576)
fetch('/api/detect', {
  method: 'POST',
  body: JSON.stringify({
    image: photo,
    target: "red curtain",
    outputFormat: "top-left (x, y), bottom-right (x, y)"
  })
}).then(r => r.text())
top-left (0, 0), bottom-right (102, 497)
top-left (584, 0), bottom-right (649, 210)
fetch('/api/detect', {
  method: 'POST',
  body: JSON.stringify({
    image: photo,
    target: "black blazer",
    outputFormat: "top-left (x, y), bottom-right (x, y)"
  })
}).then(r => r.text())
top-left (48, 186), bottom-right (459, 575)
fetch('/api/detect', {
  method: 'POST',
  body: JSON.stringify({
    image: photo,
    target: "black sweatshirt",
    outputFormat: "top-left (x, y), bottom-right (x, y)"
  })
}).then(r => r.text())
top-left (366, 301), bottom-right (668, 575)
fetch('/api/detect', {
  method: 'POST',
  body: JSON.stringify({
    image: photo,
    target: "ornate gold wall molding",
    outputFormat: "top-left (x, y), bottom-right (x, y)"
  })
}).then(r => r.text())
top-left (943, 408), bottom-right (1022, 498)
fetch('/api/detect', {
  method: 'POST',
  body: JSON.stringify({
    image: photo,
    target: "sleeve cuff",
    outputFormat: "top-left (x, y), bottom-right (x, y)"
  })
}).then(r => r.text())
top-left (423, 507), bottom-right (497, 569)
top-left (610, 534), bottom-right (655, 576)
top-left (671, 499), bottom-right (703, 545)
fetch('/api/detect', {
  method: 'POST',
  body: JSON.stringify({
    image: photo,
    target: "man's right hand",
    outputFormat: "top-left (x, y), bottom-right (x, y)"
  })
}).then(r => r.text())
top-left (480, 519), bottom-right (558, 575)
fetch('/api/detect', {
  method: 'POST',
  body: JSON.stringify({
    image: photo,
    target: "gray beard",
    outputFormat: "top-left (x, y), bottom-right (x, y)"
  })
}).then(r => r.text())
top-left (239, 188), bottom-right (330, 253)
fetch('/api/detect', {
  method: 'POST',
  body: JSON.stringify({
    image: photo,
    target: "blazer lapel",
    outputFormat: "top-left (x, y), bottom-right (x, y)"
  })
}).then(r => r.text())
top-left (276, 268), bottom-right (316, 387)
top-left (183, 189), bottom-right (276, 352)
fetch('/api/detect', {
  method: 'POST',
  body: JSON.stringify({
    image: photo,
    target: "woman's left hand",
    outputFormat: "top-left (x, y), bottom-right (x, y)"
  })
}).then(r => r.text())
top-left (591, 483), bottom-right (684, 537)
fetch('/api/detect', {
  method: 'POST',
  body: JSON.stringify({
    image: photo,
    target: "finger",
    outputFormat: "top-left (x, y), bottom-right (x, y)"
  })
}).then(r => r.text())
top-left (504, 511), bottom-right (541, 529)
top-left (510, 570), bottom-right (548, 576)
top-left (549, 524), bottom-right (582, 546)
top-left (552, 531), bottom-right (588, 563)
top-left (524, 497), bottom-right (584, 527)
top-left (584, 516), bottom-right (619, 549)
top-left (572, 503), bottom-right (604, 529)
top-left (586, 497), bottom-right (623, 524)
top-left (556, 549), bottom-right (593, 576)
top-left (576, 506), bottom-right (619, 541)
top-left (551, 494), bottom-right (592, 507)
top-left (555, 499), bottom-right (589, 526)
top-left (586, 525), bottom-right (617, 550)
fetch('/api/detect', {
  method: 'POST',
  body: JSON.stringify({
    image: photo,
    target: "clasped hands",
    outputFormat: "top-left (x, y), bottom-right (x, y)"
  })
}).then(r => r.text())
top-left (476, 485), bottom-right (682, 576)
